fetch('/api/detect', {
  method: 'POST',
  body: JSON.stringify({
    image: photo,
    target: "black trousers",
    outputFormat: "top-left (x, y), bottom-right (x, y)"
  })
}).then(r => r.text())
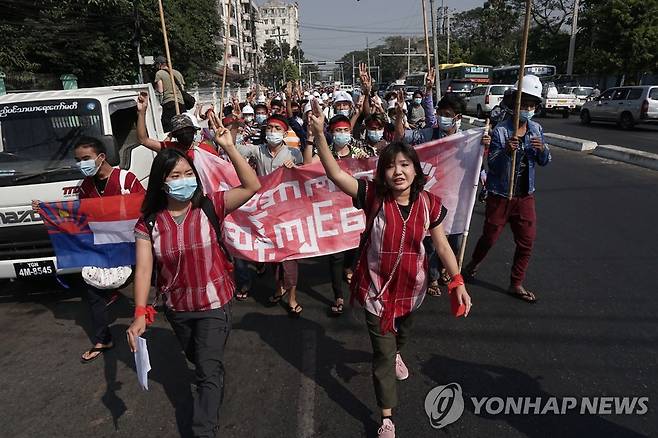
top-left (161, 101), bottom-right (179, 133)
top-left (165, 305), bottom-right (232, 438)
top-left (328, 249), bottom-right (355, 301)
top-left (86, 285), bottom-right (113, 345)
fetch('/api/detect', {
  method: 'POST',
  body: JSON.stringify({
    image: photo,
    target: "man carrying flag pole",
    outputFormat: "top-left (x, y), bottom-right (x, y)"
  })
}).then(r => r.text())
top-left (34, 137), bottom-right (145, 363)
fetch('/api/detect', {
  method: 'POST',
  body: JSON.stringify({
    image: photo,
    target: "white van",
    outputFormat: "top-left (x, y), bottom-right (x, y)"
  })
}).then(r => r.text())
top-left (0, 85), bottom-right (163, 280)
top-left (466, 84), bottom-right (513, 118)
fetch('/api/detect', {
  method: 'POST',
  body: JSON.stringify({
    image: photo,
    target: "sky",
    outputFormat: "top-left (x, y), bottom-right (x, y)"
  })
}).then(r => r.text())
top-left (293, 0), bottom-right (483, 61)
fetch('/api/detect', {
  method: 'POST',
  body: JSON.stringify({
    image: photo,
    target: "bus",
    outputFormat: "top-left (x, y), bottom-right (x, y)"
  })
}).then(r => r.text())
top-left (438, 63), bottom-right (492, 97)
top-left (491, 64), bottom-right (557, 84)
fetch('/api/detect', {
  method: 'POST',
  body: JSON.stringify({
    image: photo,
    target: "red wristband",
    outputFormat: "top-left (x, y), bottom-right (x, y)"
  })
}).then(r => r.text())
top-left (135, 305), bottom-right (157, 326)
top-left (447, 273), bottom-right (465, 292)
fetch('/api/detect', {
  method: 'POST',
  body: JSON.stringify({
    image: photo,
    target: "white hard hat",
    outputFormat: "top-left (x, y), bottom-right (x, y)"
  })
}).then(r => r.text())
top-left (321, 92), bottom-right (329, 101)
top-left (242, 104), bottom-right (254, 114)
top-left (303, 91), bottom-right (310, 97)
top-left (313, 91), bottom-right (321, 97)
top-left (333, 90), bottom-right (353, 105)
top-left (512, 74), bottom-right (543, 101)
top-left (303, 102), bottom-right (312, 114)
top-left (257, 94), bottom-right (266, 104)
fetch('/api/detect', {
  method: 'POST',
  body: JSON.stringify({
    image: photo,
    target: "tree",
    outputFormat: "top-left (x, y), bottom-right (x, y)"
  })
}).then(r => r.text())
top-left (0, 0), bottom-right (222, 89)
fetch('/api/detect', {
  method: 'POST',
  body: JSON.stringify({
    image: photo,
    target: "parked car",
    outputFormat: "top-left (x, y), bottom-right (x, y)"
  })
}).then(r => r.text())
top-left (466, 84), bottom-right (514, 118)
top-left (580, 85), bottom-right (658, 129)
top-left (560, 86), bottom-right (595, 111)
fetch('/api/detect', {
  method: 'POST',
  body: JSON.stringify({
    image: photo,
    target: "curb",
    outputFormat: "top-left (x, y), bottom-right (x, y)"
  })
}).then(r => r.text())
top-left (460, 115), bottom-right (657, 171)
top-left (592, 145), bottom-right (658, 172)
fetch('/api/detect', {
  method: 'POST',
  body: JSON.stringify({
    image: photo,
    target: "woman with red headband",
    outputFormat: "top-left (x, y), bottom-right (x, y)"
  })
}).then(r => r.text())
top-left (303, 113), bottom-right (376, 316)
top-left (308, 99), bottom-right (472, 438)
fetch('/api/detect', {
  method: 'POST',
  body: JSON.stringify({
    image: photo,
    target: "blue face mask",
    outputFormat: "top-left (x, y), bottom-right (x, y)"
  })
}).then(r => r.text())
top-left (367, 129), bottom-right (384, 143)
top-left (265, 132), bottom-right (284, 146)
top-left (165, 177), bottom-right (197, 202)
top-left (336, 109), bottom-right (351, 117)
top-left (255, 114), bottom-right (267, 125)
top-left (438, 116), bottom-right (455, 132)
top-left (520, 110), bottom-right (535, 122)
top-left (333, 132), bottom-right (352, 147)
top-left (413, 98), bottom-right (423, 105)
top-left (77, 157), bottom-right (101, 177)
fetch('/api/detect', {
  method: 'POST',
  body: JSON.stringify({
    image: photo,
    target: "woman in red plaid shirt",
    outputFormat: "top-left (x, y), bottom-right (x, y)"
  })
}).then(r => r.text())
top-left (126, 127), bottom-right (260, 438)
top-left (308, 100), bottom-right (472, 438)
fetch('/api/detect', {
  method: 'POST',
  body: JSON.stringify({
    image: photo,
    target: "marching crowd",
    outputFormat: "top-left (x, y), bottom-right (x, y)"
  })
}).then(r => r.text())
top-left (39, 58), bottom-right (551, 437)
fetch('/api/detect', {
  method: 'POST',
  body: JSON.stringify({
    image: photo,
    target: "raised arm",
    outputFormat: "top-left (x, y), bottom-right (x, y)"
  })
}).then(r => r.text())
top-left (310, 100), bottom-right (358, 198)
top-left (136, 92), bottom-right (163, 151)
top-left (423, 67), bottom-right (437, 127)
top-left (285, 82), bottom-right (294, 118)
top-left (359, 63), bottom-right (372, 117)
top-left (210, 116), bottom-right (261, 213)
top-left (393, 89), bottom-right (406, 141)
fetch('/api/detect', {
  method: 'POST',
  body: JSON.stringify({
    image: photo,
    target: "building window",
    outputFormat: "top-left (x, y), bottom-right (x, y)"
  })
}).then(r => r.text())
top-left (282, 19), bottom-right (285, 24)
top-left (230, 25), bottom-right (236, 38)
top-left (231, 45), bottom-right (238, 57)
top-left (233, 64), bottom-right (240, 72)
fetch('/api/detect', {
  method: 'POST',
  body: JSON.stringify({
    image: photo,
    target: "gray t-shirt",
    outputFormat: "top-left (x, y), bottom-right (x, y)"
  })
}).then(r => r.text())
top-left (237, 143), bottom-right (303, 176)
top-left (155, 68), bottom-right (185, 105)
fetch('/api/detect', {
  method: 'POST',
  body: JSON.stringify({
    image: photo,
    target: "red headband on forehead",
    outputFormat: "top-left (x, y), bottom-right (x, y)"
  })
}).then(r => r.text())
top-left (329, 120), bottom-right (351, 131)
top-left (267, 117), bottom-right (289, 130)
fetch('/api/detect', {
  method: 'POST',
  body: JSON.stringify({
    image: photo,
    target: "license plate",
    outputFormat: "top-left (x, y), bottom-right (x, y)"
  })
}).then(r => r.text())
top-left (14, 260), bottom-right (56, 278)
top-left (558, 100), bottom-right (566, 104)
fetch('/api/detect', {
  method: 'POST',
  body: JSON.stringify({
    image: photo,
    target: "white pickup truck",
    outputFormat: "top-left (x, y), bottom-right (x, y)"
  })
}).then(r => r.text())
top-left (0, 84), bottom-right (164, 280)
top-left (539, 83), bottom-right (578, 118)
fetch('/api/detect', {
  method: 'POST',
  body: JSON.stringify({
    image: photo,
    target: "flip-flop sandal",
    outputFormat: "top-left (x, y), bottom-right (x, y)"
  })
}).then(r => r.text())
top-left (329, 302), bottom-right (344, 316)
top-left (427, 281), bottom-right (442, 297)
top-left (267, 290), bottom-right (288, 306)
top-left (80, 345), bottom-right (113, 364)
top-left (235, 290), bottom-right (249, 301)
top-left (288, 303), bottom-right (303, 318)
top-left (508, 288), bottom-right (537, 303)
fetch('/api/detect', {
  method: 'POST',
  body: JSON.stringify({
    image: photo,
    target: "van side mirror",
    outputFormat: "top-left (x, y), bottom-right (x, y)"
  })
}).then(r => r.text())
top-left (100, 135), bottom-right (120, 166)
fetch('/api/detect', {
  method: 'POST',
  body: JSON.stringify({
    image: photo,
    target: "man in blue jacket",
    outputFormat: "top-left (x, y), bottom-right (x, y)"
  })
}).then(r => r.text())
top-left (464, 75), bottom-right (551, 302)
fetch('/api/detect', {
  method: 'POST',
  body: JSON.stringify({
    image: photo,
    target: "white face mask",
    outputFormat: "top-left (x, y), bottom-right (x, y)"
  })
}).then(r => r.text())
top-left (265, 132), bottom-right (284, 146)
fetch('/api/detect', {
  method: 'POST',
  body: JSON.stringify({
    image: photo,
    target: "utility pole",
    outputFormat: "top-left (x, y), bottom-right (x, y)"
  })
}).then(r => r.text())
top-left (407, 37), bottom-right (412, 76)
top-left (566, 0), bottom-right (580, 76)
top-left (276, 26), bottom-right (286, 85)
top-left (429, 0), bottom-right (441, 101)
top-left (234, 0), bottom-right (243, 74)
top-left (352, 54), bottom-right (356, 85)
top-left (366, 37), bottom-right (371, 75)
top-left (446, 9), bottom-right (451, 63)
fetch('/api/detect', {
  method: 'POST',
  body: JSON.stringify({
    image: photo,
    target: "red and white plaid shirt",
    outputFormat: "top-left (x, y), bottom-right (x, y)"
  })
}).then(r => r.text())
top-left (135, 191), bottom-right (234, 312)
top-left (351, 180), bottom-right (445, 334)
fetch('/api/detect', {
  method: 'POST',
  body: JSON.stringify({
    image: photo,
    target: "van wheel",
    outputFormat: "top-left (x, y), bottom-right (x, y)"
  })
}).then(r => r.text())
top-left (476, 105), bottom-right (484, 119)
top-left (619, 112), bottom-right (634, 130)
top-left (562, 110), bottom-right (570, 119)
top-left (580, 109), bottom-right (591, 125)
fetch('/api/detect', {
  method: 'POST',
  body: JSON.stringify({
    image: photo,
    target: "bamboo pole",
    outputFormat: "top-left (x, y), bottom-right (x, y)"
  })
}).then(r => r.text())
top-left (509, 0), bottom-right (533, 199)
top-left (157, 0), bottom-right (180, 115)
top-left (421, 0), bottom-right (431, 72)
top-left (219, 0), bottom-right (233, 120)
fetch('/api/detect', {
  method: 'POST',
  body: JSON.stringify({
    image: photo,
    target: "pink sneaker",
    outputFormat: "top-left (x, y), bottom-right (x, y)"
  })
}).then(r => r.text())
top-left (395, 353), bottom-right (409, 381)
top-left (378, 418), bottom-right (395, 438)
